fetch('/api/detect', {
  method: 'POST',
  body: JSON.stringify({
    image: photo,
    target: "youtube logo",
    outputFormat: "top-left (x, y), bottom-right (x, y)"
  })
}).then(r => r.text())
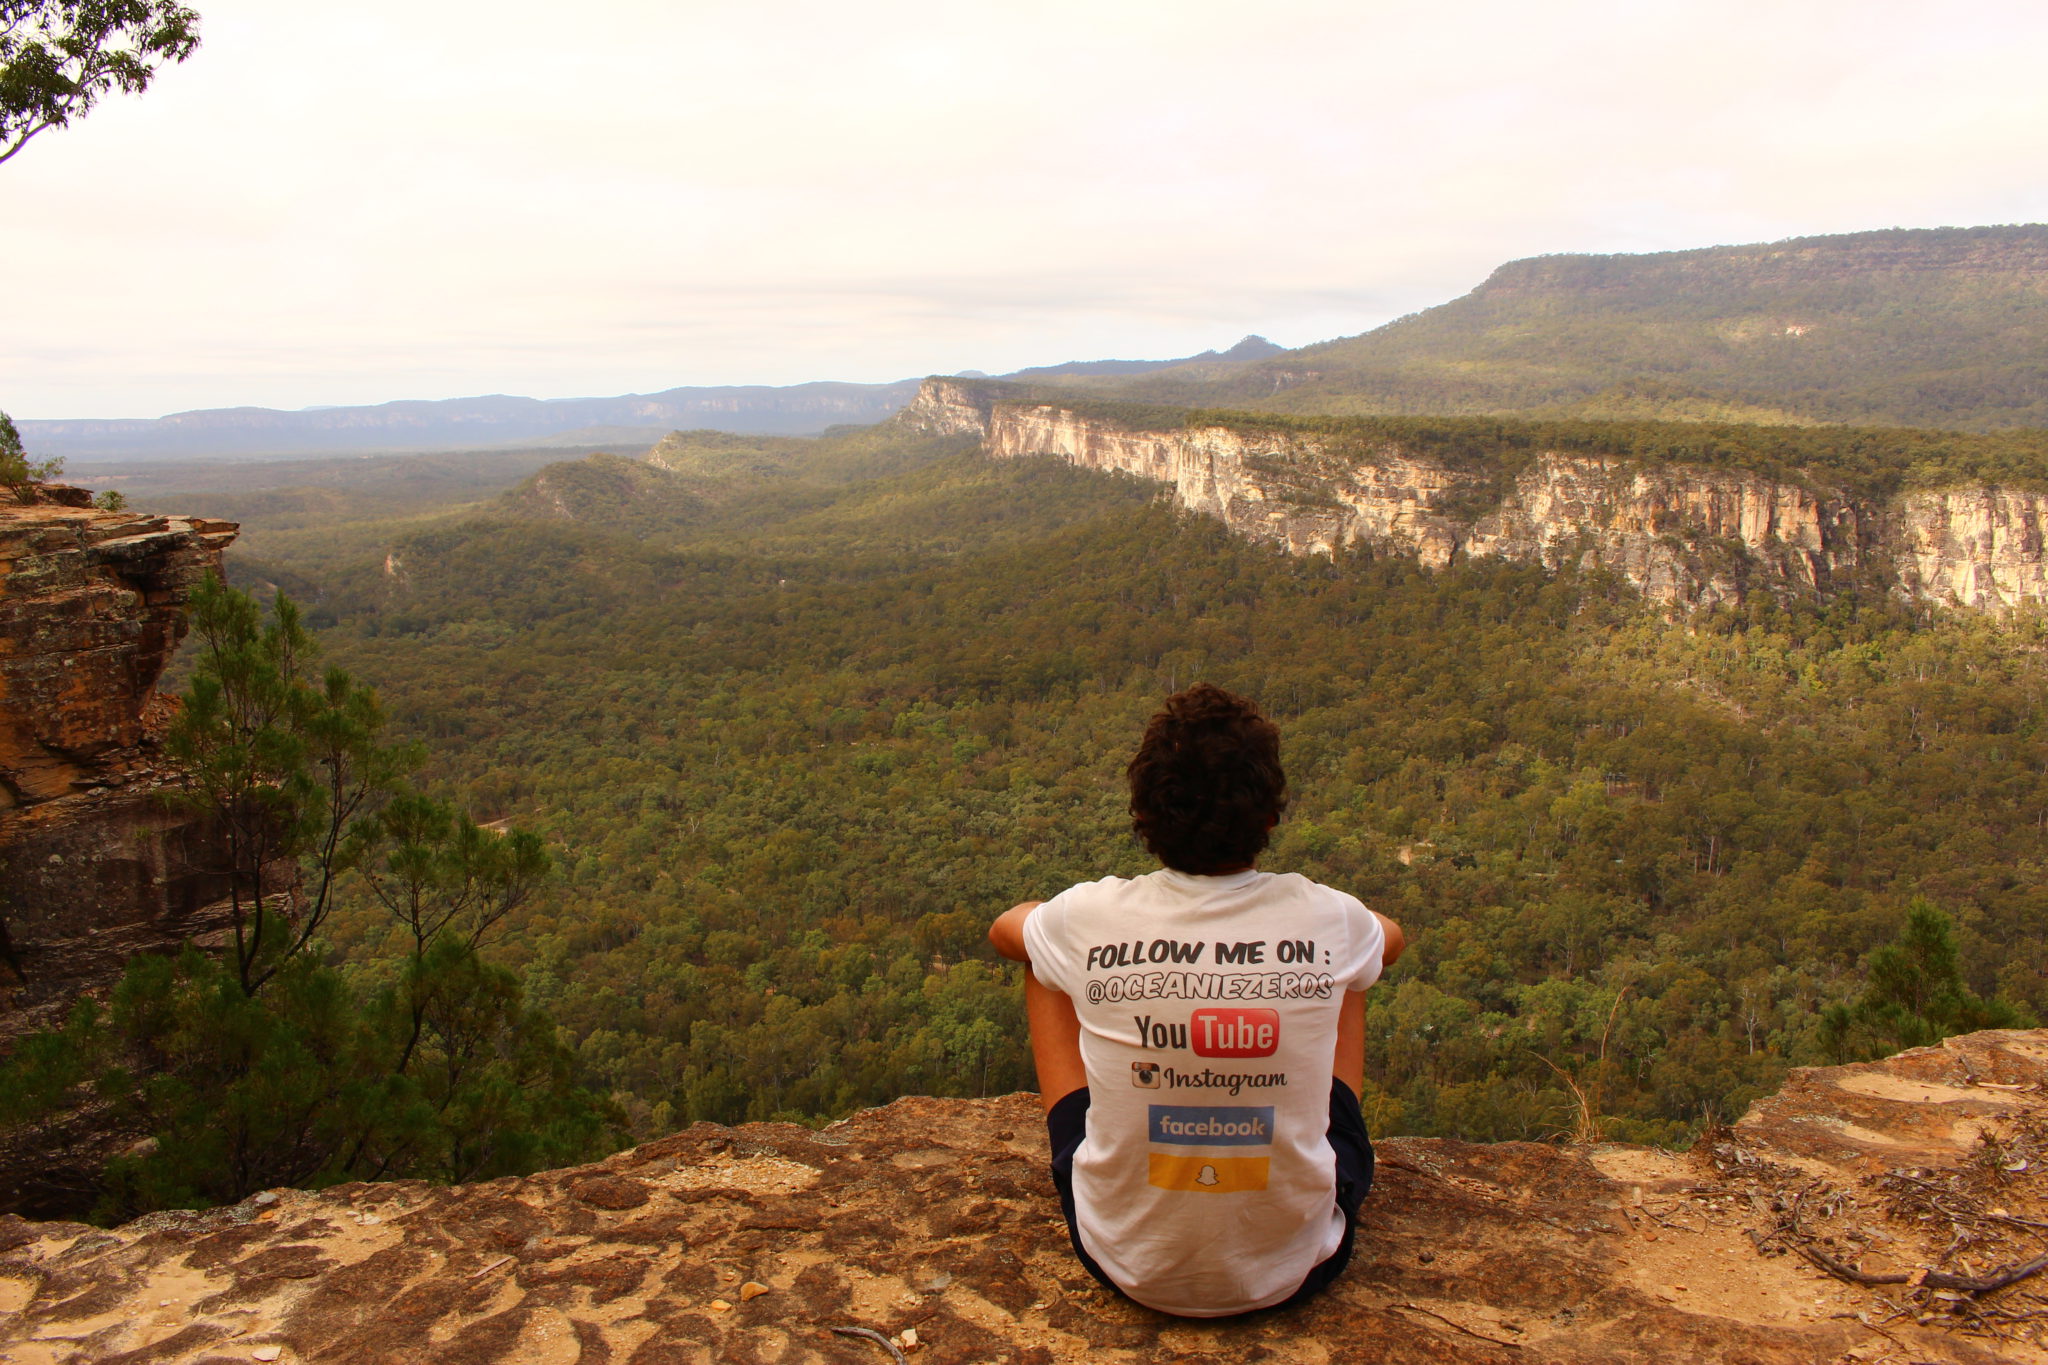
top-left (1190, 1008), bottom-right (1279, 1058)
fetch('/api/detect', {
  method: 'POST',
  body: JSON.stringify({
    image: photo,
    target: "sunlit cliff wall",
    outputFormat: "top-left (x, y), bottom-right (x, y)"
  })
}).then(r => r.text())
top-left (907, 378), bottom-right (2048, 610)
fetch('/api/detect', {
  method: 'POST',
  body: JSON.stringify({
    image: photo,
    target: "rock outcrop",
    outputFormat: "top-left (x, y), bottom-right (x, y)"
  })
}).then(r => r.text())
top-left (905, 379), bottom-right (2048, 610)
top-left (5, 1029), bottom-right (2045, 1363)
top-left (0, 491), bottom-right (238, 1034)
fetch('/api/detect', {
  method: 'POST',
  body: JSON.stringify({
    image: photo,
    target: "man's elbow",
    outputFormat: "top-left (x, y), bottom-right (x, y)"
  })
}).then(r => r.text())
top-left (988, 918), bottom-right (1016, 959)
top-left (991, 900), bottom-right (1043, 962)
top-left (1375, 911), bottom-right (1407, 969)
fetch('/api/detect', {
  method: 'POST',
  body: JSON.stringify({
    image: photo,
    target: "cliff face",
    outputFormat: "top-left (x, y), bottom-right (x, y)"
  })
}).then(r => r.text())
top-left (1894, 487), bottom-right (2048, 607)
top-left (4, 1029), bottom-right (2043, 1363)
top-left (906, 379), bottom-right (2048, 610)
top-left (0, 492), bottom-right (238, 1032)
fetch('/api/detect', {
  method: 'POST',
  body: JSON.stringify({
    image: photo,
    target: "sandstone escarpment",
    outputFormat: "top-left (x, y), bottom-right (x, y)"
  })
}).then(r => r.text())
top-left (4, 1029), bottom-right (2046, 1363)
top-left (905, 379), bottom-right (2048, 610)
top-left (0, 492), bottom-right (238, 1033)
top-left (1893, 486), bottom-right (2048, 607)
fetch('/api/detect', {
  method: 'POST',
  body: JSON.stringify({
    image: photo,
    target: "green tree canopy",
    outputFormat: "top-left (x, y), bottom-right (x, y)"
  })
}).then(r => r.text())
top-left (0, 407), bottom-right (64, 501)
top-left (0, 0), bottom-right (199, 165)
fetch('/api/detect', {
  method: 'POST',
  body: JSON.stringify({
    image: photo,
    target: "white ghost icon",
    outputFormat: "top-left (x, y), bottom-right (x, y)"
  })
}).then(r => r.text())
top-left (1196, 1165), bottom-right (1219, 1187)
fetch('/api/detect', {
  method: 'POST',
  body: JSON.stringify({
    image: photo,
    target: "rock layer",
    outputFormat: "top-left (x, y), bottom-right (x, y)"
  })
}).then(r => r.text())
top-left (4, 1029), bottom-right (2045, 1364)
top-left (906, 379), bottom-right (2048, 609)
top-left (0, 492), bottom-right (237, 1033)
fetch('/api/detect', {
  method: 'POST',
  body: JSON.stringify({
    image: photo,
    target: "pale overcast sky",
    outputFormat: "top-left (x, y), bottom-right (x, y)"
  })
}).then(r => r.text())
top-left (6, 0), bottom-right (2047, 418)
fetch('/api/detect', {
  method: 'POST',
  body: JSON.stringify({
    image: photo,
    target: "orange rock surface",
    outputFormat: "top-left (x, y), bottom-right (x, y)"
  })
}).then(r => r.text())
top-left (4, 1030), bottom-right (2044, 1364)
top-left (0, 491), bottom-right (237, 1035)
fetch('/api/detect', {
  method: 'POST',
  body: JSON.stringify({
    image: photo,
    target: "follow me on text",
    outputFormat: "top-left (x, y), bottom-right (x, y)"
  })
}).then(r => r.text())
top-left (1083, 939), bottom-right (1320, 970)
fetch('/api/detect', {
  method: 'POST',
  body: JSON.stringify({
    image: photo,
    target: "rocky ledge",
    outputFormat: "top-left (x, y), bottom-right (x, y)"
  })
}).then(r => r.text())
top-left (0, 492), bottom-right (238, 1034)
top-left (3, 1030), bottom-right (2046, 1364)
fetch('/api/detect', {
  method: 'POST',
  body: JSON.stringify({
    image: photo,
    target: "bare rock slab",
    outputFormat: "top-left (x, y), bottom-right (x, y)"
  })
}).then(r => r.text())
top-left (6, 1030), bottom-right (2048, 1361)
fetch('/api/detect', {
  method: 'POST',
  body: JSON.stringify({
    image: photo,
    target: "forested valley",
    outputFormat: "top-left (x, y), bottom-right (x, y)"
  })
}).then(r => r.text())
top-left (87, 410), bottom-right (2024, 1163)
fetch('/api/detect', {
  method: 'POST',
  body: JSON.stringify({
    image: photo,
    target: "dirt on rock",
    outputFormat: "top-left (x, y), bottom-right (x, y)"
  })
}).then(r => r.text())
top-left (5, 1030), bottom-right (2048, 1363)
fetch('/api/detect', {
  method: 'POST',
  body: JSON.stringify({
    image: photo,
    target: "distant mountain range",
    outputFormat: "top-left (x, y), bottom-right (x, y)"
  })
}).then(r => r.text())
top-left (23, 223), bottom-right (2048, 462)
top-left (18, 339), bottom-right (1285, 463)
top-left (19, 382), bottom-right (923, 463)
top-left (1067, 226), bottom-right (2048, 431)
top-left (994, 334), bottom-right (1283, 381)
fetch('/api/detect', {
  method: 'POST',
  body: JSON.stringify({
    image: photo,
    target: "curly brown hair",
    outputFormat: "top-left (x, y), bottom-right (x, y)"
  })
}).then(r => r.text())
top-left (1126, 683), bottom-right (1287, 874)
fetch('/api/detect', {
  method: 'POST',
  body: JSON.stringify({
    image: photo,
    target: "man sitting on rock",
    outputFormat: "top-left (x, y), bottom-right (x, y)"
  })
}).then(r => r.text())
top-left (990, 683), bottom-right (1405, 1317)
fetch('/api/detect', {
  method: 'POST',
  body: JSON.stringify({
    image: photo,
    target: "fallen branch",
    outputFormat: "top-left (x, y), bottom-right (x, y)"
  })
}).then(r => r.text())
top-left (1787, 1240), bottom-right (2048, 1296)
top-left (1393, 1303), bottom-right (1524, 1349)
top-left (828, 1325), bottom-right (909, 1364)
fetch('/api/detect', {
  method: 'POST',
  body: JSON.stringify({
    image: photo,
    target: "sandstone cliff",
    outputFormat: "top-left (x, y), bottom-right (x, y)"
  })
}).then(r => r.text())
top-left (3, 1029), bottom-right (2044, 1363)
top-left (905, 379), bottom-right (2048, 610)
top-left (0, 491), bottom-right (238, 1034)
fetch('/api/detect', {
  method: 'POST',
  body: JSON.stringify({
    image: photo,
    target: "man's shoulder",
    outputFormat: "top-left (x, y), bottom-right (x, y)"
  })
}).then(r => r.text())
top-left (1261, 870), bottom-right (1361, 901)
top-left (1253, 872), bottom-right (1373, 924)
top-left (1051, 873), bottom-right (1145, 901)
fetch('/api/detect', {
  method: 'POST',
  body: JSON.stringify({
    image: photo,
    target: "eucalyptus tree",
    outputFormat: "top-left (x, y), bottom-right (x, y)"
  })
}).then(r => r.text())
top-left (0, 0), bottom-right (200, 166)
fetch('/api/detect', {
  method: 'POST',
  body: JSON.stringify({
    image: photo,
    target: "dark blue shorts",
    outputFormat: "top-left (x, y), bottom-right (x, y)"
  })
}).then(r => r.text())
top-left (1045, 1077), bottom-right (1374, 1315)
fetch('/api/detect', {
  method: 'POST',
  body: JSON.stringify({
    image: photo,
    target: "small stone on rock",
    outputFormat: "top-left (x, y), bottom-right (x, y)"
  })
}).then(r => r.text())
top-left (740, 1281), bottom-right (768, 1300)
top-left (710, 1299), bottom-right (732, 1313)
top-left (252, 1349), bottom-right (283, 1362)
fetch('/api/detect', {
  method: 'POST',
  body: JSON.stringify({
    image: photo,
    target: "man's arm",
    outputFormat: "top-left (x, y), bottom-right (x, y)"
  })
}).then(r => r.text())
top-left (1025, 969), bottom-right (1087, 1110)
top-left (989, 900), bottom-right (1042, 962)
top-left (1375, 910), bottom-right (1406, 968)
top-left (1334, 990), bottom-right (1367, 1095)
top-left (1335, 911), bottom-right (1405, 1095)
top-left (988, 900), bottom-right (1085, 1109)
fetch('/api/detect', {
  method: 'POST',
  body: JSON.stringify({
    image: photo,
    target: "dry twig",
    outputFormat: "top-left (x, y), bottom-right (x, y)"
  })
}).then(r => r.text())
top-left (828, 1325), bottom-right (909, 1364)
top-left (1393, 1303), bottom-right (1524, 1349)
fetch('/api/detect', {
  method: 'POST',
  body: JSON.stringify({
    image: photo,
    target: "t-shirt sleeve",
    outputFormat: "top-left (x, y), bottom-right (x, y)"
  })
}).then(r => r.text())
top-left (1335, 892), bottom-right (1387, 994)
top-left (1019, 889), bottom-right (1082, 996)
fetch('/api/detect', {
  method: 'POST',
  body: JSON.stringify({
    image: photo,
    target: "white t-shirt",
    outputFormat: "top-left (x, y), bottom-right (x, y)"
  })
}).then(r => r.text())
top-left (1022, 867), bottom-right (1386, 1316)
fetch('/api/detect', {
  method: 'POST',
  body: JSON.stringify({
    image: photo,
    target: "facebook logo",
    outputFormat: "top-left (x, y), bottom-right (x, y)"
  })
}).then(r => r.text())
top-left (1147, 1105), bottom-right (1275, 1147)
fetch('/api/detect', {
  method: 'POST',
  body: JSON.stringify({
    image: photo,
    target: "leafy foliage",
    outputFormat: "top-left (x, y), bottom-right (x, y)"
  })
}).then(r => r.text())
top-left (220, 426), bottom-right (2048, 1149)
top-left (1819, 900), bottom-right (2027, 1062)
top-left (0, 0), bottom-right (200, 166)
top-left (36, 927), bottom-right (615, 1218)
top-left (163, 574), bottom-right (417, 994)
top-left (1, 581), bottom-right (618, 1219)
top-left (0, 407), bottom-right (64, 501)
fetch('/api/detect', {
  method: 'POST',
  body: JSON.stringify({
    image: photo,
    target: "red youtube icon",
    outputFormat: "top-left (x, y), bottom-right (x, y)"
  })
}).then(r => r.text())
top-left (1191, 1007), bottom-right (1280, 1058)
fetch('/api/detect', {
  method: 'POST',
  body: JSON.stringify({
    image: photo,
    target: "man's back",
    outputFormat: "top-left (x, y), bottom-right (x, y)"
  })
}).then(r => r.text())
top-left (1021, 868), bottom-right (1386, 1315)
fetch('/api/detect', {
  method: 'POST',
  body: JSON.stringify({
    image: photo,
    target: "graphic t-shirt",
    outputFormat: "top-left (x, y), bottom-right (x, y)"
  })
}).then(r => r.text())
top-left (1022, 868), bottom-right (1385, 1316)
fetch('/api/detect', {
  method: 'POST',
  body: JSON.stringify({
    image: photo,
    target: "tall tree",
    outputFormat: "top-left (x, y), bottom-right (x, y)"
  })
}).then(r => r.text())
top-left (0, 579), bottom-right (617, 1218)
top-left (164, 574), bottom-right (416, 995)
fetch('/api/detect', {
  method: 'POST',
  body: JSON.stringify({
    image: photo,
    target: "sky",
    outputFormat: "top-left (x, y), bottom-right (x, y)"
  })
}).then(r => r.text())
top-left (6, 0), bottom-right (2048, 419)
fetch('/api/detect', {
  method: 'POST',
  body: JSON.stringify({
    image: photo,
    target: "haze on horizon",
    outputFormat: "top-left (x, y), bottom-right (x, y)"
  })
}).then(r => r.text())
top-left (6, 0), bottom-right (2047, 421)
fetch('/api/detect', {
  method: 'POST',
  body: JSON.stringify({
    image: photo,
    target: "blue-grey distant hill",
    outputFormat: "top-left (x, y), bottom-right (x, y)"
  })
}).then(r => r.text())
top-left (999, 334), bottom-right (1283, 381)
top-left (18, 337), bottom-right (1284, 462)
top-left (19, 381), bottom-right (929, 462)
